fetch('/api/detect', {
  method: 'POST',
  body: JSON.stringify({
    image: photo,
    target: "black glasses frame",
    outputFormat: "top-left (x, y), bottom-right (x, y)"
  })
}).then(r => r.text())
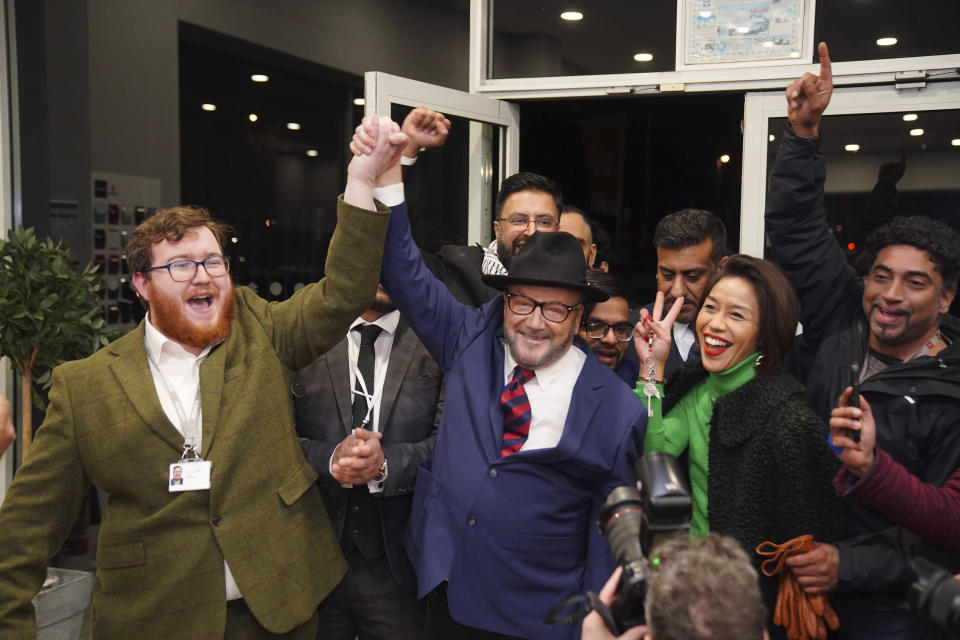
top-left (504, 291), bottom-right (581, 323)
top-left (580, 319), bottom-right (634, 342)
top-left (143, 255), bottom-right (231, 282)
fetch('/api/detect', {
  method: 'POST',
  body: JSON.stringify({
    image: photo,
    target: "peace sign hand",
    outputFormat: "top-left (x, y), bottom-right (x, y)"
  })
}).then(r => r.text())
top-left (633, 291), bottom-right (684, 382)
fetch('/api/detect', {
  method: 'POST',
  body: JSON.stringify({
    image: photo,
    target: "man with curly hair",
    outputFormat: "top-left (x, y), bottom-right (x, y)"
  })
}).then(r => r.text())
top-left (764, 41), bottom-right (960, 640)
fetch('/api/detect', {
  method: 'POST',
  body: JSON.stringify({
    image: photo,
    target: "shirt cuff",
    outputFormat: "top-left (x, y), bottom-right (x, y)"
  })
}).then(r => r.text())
top-left (372, 183), bottom-right (405, 207)
top-left (367, 478), bottom-right (385, 493)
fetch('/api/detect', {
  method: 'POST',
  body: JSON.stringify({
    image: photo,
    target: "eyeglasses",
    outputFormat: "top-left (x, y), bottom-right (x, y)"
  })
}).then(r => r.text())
top-left (144, 256), bottom-right (230, 282)
top-left (581, 319), bottom-right (633, 342)
top-left (504, 291), bottom-right (581, 323)
top-left (498, 215), bottom-right (558, 231)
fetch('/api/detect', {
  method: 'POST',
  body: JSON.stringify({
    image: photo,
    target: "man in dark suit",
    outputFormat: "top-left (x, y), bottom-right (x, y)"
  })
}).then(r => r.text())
top-left (346, 116), bottom-right (645, 639)
top-left (294, 283), bottom-right (442, 640)
top-left (628, 208), bottom-right (728, 380)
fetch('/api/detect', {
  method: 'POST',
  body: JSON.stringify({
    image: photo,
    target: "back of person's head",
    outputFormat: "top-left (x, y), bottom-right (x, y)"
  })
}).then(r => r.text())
top-left (703, 255), bottom-right (799, 377)
top-left (866, 215), bottom-right (960, 291)
top-left (496, 172), bottom-right (563, 218)
top-left (646, 533), bottom-right (766, 640)
top-left (653, 208), bottom-right (728, 264)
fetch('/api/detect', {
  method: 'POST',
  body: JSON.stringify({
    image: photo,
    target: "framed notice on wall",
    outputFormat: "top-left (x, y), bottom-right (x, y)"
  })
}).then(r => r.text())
top-left (676, 0), bottom-right (815, 70)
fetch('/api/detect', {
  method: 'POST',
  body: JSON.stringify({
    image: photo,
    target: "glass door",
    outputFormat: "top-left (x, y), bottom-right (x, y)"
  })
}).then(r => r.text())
top-left (365, 72), bottom-right (519, 248)
top-left (740, 81), bottom-right (960, 257)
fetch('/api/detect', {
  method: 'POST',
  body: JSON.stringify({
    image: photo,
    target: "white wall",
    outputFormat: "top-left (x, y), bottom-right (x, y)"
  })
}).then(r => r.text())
top-left (86, 0), bottom-right (469, 207)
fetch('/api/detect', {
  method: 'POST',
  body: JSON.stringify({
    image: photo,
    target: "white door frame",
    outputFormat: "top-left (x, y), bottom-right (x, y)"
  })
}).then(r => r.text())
top-left (740, 80), bottom-right (960, 257)
top-left (364, 71), bottom-right (520, 246)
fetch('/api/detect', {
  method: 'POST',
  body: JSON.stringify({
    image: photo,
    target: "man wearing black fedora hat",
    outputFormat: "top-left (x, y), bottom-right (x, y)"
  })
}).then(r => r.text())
top-left (338, 116), bottom-right (645, 640)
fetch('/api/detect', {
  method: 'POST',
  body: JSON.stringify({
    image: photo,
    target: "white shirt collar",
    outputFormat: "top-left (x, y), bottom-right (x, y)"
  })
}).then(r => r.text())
top-left (503, 340), bottom-right (581, 389)
top-left (144, 313), bottom-right (212, 364)
top-left (349, 309), bottom-right (401, 336)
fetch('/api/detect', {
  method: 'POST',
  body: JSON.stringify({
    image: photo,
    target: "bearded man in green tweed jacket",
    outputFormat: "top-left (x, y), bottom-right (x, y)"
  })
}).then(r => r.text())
top-left (0, 119), bottom-right (410, 638)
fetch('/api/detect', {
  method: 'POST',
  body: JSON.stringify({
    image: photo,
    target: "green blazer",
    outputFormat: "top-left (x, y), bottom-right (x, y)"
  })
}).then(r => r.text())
top-left (0, 203), bottom-right (390, 638)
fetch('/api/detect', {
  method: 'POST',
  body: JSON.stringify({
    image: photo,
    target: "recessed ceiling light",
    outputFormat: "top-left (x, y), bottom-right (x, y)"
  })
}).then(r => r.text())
top-left (353, 98), bottom-right (365, 106)
top-left (202, 103), bottom-right (216, 111)
top-left (902, 113), bottom-right (918, 122)
top-left (769, 134), bottom-right (776, 142)
top-left (910, 128), bottom-right (924, 136)
top-left (719, 154), bottom-right (730, 163)
top-left (231, 237), bottom-right (239, 244)
top-left (876, 37), bottom-right (898, 46)
top-left (952, 138), bottom-right (960, 147)
top-left (287, 122), bottom-right (301, 131)
top-left (251, 74), bottom-right (269, 83)
top-left (633, 52), bottom-right (653, 62)
top-left (248, 113), bottom-right (258, 122)
top-left (560, 11), bottom-right (583, 21)
top-left (306, 149), bottom-right (319, 157)
top-left (845, 144), bottom-right (860, 152)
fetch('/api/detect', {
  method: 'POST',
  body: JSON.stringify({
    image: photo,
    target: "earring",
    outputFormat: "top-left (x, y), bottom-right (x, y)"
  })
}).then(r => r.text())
top-left (755, 353), bottom-right (765, 368)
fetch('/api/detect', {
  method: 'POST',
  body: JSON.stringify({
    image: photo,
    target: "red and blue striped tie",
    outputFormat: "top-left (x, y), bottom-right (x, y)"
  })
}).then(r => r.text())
top-left (500, 366), bottom-right (535, 457)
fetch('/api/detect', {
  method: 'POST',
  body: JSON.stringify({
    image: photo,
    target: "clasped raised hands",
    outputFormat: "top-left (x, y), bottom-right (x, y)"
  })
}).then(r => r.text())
top-left (347, 116), bottom-right (408, 185)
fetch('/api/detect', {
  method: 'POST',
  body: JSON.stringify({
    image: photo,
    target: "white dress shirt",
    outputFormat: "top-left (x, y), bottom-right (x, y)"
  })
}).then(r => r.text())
top-left (502, 342), bottom-right (585, 452)
top-left (330, 310), bottom-right (401, 493)
top-left (144, 316), bottom-right (242, 601)
top-left (673, 321), bottom-right (697, 361)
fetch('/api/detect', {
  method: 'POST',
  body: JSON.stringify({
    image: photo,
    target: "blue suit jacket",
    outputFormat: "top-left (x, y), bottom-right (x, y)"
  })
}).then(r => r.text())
top-left (374, 199), bottom-right (645, 639)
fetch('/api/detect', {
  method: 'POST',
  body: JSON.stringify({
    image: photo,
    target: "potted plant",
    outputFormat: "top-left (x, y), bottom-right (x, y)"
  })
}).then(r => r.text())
top-left (0, 226), bottom-right (113, 639)
top-left (0, 226), bottom-right (112, 455)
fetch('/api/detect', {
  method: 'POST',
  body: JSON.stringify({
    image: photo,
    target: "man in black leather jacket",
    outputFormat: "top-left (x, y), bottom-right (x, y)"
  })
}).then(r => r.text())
top-left (765, 42), bottom-right (960, 640)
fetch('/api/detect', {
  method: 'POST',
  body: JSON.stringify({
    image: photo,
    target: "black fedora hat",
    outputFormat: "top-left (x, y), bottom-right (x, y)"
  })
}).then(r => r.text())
top-left (482, 232), bottom-right (609, 303)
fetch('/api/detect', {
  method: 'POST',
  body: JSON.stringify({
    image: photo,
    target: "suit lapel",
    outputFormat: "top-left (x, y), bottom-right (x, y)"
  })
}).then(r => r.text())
top-left (198, 340), bottom-right (227, 458)
top-left (327, 340), bottom-right (354, 434)
top-left (108, 324), bottom-right (183, 454)
top-left (378, 319), bottom-right (415, 436)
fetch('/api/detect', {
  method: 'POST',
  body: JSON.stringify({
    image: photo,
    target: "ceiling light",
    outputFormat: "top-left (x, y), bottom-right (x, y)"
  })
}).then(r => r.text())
top-left (719, 154), bottom-right (730, 163)
top-left (306, 149), bottom-right (318, 157)
top-left (910, 128), bottom-right (924, 136)
top-left (952, 138), bottom-right (960, 147)
top-left (769, 134), bottom-right (776, 142)
top-left (287, 122), bottom-right (301, 131)
top-left (902, 113), bottom-right (918, 122)
top-left (845, 144), bottom-right (860, 152)
top-left (876, 37), bottom-right (897, 46)
top-left (353, 98), bottom-right (365, 106)
top-left (560, 11), bottom-right (583, 21)
top-left (201, 103), bottom-right (216, 111)
top-left (633, 52), bottom-right (653, 62)
top-left (231, 237), bottom-right (239, 244)
top-left (250, 74), bottom-right (269, 83)
top-left (248, 113), bottom-right (258, 122)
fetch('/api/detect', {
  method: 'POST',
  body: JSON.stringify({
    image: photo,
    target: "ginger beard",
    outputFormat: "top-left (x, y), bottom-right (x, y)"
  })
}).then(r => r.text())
top-left (147, 277), bottom-right (236, 352)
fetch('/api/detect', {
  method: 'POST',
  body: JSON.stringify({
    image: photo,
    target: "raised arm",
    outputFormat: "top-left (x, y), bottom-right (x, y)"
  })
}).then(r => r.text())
top-left (765, 42), bottom-right (862, 353)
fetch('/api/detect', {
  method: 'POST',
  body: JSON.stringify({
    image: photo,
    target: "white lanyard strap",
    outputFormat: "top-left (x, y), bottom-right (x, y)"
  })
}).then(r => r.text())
top-left (147, 349), bottom-right (203, 459)
top-left (351, 356), bottom-right (377, 431)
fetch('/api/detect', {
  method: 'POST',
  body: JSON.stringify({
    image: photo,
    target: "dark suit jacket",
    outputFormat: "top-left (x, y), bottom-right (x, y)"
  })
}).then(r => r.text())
top-left (293, 317), bottom-right (442, 595)
top-left (366, 198), bottom-right (645, 640)
top-left (0, 203), bottom-right (391, 638)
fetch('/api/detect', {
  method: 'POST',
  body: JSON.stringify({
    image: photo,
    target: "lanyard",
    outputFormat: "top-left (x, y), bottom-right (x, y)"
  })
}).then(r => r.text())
top-left (350, 352), bottom-right (378, 432)
top-left (860, 330), bottom-right (946, 382)
top-left (147, 348), bottom-right (203, 460)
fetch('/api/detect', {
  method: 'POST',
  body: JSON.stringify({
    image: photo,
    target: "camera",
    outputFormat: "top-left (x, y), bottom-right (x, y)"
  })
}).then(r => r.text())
top-left (596, 452), bottom-right (692, 633)
top-left (908, 557), bottom-right (960, 638)
top-left (545, 452), bottom-right (692, 633)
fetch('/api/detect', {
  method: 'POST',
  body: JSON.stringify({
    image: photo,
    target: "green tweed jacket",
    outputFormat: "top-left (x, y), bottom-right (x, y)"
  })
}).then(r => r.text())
top-left (0, 202), bottom-right (390, 638)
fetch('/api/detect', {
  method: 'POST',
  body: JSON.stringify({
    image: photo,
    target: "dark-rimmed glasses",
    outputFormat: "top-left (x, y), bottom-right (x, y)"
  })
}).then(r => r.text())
top-left (504, 291), bottom-right (580, 323)
top-left (581, 319), bottom-right (633, 342)
top-left (498, 215), bottom-right (558, 231)
top-left (144, 256), bottom-right (230, 282)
